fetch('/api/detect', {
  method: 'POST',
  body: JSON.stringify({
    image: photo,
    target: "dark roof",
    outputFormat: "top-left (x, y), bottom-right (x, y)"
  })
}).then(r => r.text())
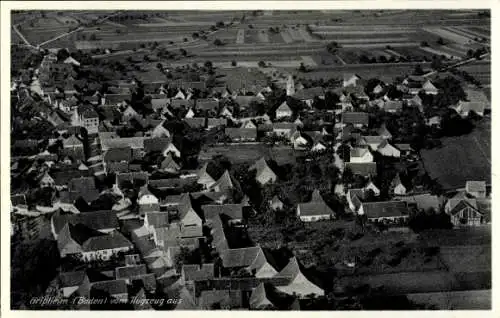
top-left (342, 112), bottom-right (369, 125)
top-left (225, 127), bottom-right (257, 140)
top-left (362, 201), bottom-right (409, 218)
top-left (202, 204), bottom-right (244, 221)
top-left (198, 290), bottom-right (242, 309)
top-left (104, 147), bottom-right (132, 162)
top-left (53, 210), bottom-right (119, 235)
top-left (182, 263), bottom-right (215, 281)
top-left (184, 117), bottom-right (206, 128)
top-left (90, 279), bottom-right (128, 296)
top-left (59, 270), bottom-right (87, 288)
top-left (144, 137), bottom-right (170, 153)
top-left (207, 118), bottom-right (227, 127)
top-left (115, 264), bottom-right (147, 280)
top-left (149, 177), bottom-right (196, 190)
top-left (82, 230), bottom-right (133, 251)
top-left (78, 105), bottom-right (99, 119)
top-left (196, 99), bottom-right (219, 111)
top-left (145, 212), bottom-right (170, 228)
top-left (221, 246), bottom-right (261, 268)
top-left (68, 177), bottom-right (100, 203)
top-left (171, 99), bottom-right (195, 109)
top-left (298, 202), bottom-right (334, 217)
top-left (293, 87), bottom-right (325, 100)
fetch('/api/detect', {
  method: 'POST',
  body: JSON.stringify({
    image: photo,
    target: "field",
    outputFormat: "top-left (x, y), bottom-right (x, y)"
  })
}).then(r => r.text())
top-left (421, 120), bottom-right (491, 190)
top-left (198, 143), bottom-right (299, 165)
top-left (406, 289), bottom-right (491, 309)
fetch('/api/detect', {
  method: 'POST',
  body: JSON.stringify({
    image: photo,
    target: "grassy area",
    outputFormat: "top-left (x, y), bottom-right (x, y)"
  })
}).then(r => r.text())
top-left (439, 245), bottom-right (491, 273)
top-left (421, 120), bottom-right (491, 190)
top-left (407, 289), bottom-right (491, 309)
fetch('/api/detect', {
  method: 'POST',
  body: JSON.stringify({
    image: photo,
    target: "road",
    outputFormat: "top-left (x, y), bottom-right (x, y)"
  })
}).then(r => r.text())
top-left (12, 24), bottom-right (34, 48)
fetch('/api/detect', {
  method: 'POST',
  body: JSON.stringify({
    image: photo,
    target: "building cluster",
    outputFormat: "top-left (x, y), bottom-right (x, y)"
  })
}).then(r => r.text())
top-left (10, 50), bottom-right (491, 309)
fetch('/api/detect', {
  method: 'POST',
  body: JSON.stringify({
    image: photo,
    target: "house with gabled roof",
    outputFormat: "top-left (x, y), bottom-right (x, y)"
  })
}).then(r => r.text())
top-left (69, 176), bottom-right (100, 204)
top-left (422, 80), bottom-right (438, 95)
top-left (59, 270), bottom-right (90, 298)
top-left (274, 257), bottom-right (324, 297)
top-left (249, 157), bottom-right (277, 185)
top-left (297, 189), bottom-right (335, 222)
top-left (345, 162), bottom-right (377, 177)
top-left (391, 173), bottom-right (407, 196)
top-left (138, 185), bottom-right (160, 215)
top-left (225, 127), bottom-right (257, 142)
top-left (349, 147), bottom-right (373, 163)
top-left (182, 263), bottom-right (215, 282)
top-left (150, 120), bottom-right (170, 138)
top-left (90, 279), bottom-right (128, 302)
top-left (197, 162), bottom-right (216, 189)
top-left (210, 170), bottom-right (236, 193)
top-left (207, 118), bottom-right (228, 130)
top-left (202, 204), bottom-right (244, 224)
top-left (465, 181), bottom-right (487, 198)
top-left (240, 119), bottom-right (257, 129)
top-left (115, 264), bottom-right (147, 283)
top-left (160, 154), bottom-right (181, 173)
top-left (184, 117), bottom-right (206, 129)
top-left (376, 140), bottom-right (401, 157)
top-left (272, 122), bottom-right (296, 138)
top-left (275, 101), bottom-right (293, 119)
top-left (294, 87), bottom-right (325, 107)
top-left (359, 201), bottom-right (410, 223)
top-left (342, 112), bottom-right (369, 128)
top-left (343, 74), bottom-right (361, 88)
top-left (290, 131), bottom-right (308, 150)
top-left (269, 195), bottom-right (284, 211)
top-left (144, 211), bottom-right (170, 231)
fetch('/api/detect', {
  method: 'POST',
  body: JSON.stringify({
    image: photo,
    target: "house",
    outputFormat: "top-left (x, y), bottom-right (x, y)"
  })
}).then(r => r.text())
top-left (445, 196), bottom-right (486, 226)
top-left (377, 124), bottom-right (393, 139)
top-left (349, 148), bottom-right (373, 163)
top-left (40, 171), bottom-right (55, 188)
top-left (196, 99), bottom-right (219, 114)
top-left (249, 283), bottom-right (277, 310)
top-left (177, 193), bottom-right (203, 227)
top-left (90, 279), bottom-right (128, 302)
top-left (391, 173), bottom-right (407, 196)
top-left (343, 74), bottom-right (361, 87)
top-left (359, 201), bottom-right (410, 223)
top-left (210, 170), bottom-right (236, 193)
top-left (225, 127), bottom-right (257, 142)
top-left (294, 87), bottom-right (324, 107)
top-left (451, 99), bottom-right (486, 118)
top-left (286, 75), bottom-right (295, 96)
top-left (275, 257), bottom-right (324, 297)
top-left (122, 105), bottom-right (139, 121)
top-left (207, 118), bottom-right (227, 130)
top-left (269, 195), bottom-right (284, 211)
top-left (171, 99), bottom-right (195, 109)
top-left (184, 108), bottom-right (195, 119)
top-left (69, 176), bottom-right (100, 203)
top-left (347, 188), bottom-right (368, 213)
top-left (345, 162), bottom-right (377, 177)
top-left (182, 263), bottom-right (215, 282)
top-left (160, 154), bottom-right (181, 173)
top-left (144, 212), bottom-right (170, 230)
top-left (51, 210), bottom-right (120, 239)
top-left (202, 204), bottom-right (244, 224)
top-left (297, 190), bottom-right (335, 222)
top-left (249, 157), bottom-right (277, 185)
top-left (62, 135), bottom-right (85, 160)
top-left (399, 193), bottom-right (441, 212)
top-left (275, 101), bottom-right (293, 119)
top-left (59, 270), bottom-right (90, 298)
top-left (382, 100), bottom-right (403, 113)
top-left (72, 105), bottom-right (99, 134)
top-left (220, 106), bottom-right (233, 118)
top-left (342, 112), bottom-right (369, 128)
top-left (115, 264), bottom-right (148, 283)
top-left (364, 180), bottom-right (381, 196)
top-left (184, 117), bottom-right (206, 129)
top-left (422, 80), bottom-right (438, 95)
top-left (151, 120), bottom-right (171, 138)
top-left (376, 141), bottom-right (401, 157)
top-left (198, 290), bottom-right (243, 310)
top-left (272, 122), bottom-right (296, 138)
top-left (395, 143), bottom-right (414, 157)
top-left (426, 116), bottom-right (442, 128)
top-left (290, 131), bottom-right (308, 149)
top-left (373, 83), bottom-right (385, 95)
top-left (240, 120), bottom-right (257, 129)
top-left (220, 246), bottom-right (278, 278)
top-left (465, 181), bottom-right (487, 198)
top-left (197, 163), bottom-right (216, 189)
top-left (137, 185), bottom-right (160, 215)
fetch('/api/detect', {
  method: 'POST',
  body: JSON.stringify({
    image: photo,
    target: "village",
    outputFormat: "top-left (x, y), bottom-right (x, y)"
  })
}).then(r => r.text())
top-left (10, 10), bottom-right (491, 310)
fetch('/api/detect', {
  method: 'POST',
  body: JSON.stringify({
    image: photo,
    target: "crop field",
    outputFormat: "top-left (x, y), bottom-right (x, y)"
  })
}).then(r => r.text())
top-left (457, 62), bottom-right (491, 86)
top-left (421, 120), bottom-right (491, 190)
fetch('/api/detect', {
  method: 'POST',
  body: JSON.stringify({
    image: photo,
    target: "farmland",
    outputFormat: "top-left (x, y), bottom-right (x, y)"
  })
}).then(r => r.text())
top-left (421, 119), bottom-right (491, 190)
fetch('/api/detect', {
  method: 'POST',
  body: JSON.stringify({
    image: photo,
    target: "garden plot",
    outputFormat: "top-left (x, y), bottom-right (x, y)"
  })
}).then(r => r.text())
top-left (287, 27), bottom-right (305, 42)
top-left (280, 30), bottom-right (294, 43)
top-left (420, 47), bottom-right (461, 60)
top-left (422, 27), bottom-right (474, 45)
top-left (236, 29), bottom-right (245, 44)
top-left (453, 26), bottom-right (490, 40)
top-left (439, 245), bottom-right (490, 273)
top-left (298, 26), bottom-right (316, 42)
top-left (463, 26), bottom-right (490, 38)
top-left (301, 56), bottom-right (318, 67)
top-left (442, 27), bottom-right (484, 42)
top-left (54, 15), bottom-right (79, 25)
top-left (335, 37), bottom-right (411, 44)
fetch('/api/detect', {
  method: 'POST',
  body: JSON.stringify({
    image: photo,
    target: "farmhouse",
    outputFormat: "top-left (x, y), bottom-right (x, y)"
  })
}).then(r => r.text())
top-left (296, 190), bottom-right (335, 222)
top-left (275, 101), bottom-right (293, 119)
top-left (465, 181), bottom-right (487, 198)
top-left (249, 157), bottom-right (277, 185)
top-left (349, 148), bottom-right (373, 163)
top-left (342, 112), bottom-right (369, 128)
top-left (225, 127), bottom-right (257, 142)
top-left (359, 201), bottom-right (410, 223)
top-left (275, 257), bottom-right (324, 297)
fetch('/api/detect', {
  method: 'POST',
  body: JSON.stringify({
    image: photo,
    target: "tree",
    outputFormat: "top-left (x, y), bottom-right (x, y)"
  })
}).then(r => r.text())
top-left (413, 64), bottom-right (424, 76)
top-left (420, 41), bottom-right (429, 47)
top-left (213, 38), bottom-right (223, 46)
top-left (204, 60), bottom-right (213, 69)
top-left (431, 57), bottom-right (443, 70)
top-left (298, 62), bottom-right (307, 72)
top-left (437, 37), bottom-right (446, 45)
top-left (231, 60), bottom-right (237, 67)
top-left (179, 48), bottom-right (187, 56)
top-left (258, 61), bottom-right (266, 68)
top-left (89, 33), bottom-right (97, 41)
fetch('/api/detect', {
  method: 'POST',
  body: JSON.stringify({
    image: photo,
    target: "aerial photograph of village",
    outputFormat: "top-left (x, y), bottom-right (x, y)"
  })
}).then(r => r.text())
top-left (9, 9), bottom-right (491, 310)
